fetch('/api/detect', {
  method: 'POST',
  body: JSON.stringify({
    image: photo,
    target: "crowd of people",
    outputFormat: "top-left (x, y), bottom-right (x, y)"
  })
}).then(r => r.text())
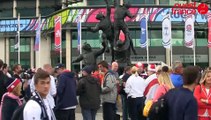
top-left (0, 58), bottom-right (210, 120)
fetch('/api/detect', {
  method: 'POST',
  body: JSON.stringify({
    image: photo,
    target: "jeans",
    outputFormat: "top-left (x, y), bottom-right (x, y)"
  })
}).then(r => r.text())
top-left (102, 102), bottom-right (116, 120)
top-left (55, 109), bottom-right (75, 120)
top-left (81, 108), bottom-right (97, 120)
top-left (121, 95), bottom-right (129, 120)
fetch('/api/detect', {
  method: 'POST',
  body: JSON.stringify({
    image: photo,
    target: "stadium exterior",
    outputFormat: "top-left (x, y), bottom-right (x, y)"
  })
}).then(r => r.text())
top-left (0, 0), bottom-right (210, 70)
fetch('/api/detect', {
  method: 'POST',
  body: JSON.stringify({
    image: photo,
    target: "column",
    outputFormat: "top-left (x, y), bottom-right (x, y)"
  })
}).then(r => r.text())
top-left (166, 49), bottom-right (171, 66)
top-left (36, 0), bottom-right (40, 17)
top-left (0, 37), bottom-right (6, 62)
top-left (13, 0), bottom-right (17, 18)
top-left (35, 35), bottom-right (51, 68)
top-left (155, 0), bottom-right (159, 5)
top-left (30, 37), bottom-right (35, 68)
top-left (66, 30), bottom-right (72, 70)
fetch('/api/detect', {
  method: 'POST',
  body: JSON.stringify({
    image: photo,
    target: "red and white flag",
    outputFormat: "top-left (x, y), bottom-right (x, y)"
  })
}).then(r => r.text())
top-left (184, 15), bottom-right (195, 48)
top-left (54, 16), bottom-right (62, 51)
top-left (207, 12), bottom-right (211, 47)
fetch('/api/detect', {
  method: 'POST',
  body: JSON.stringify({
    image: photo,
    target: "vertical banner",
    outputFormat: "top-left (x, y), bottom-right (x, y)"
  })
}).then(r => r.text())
top-left (140, 15), bottom-right (147, 48)
top-left (77, 17), bottom-right (81, 52)
top-left (184, 15), bottom-right (195, 48)
top-left (54, 16), bottom-right (61, 52)
top-left (208, 13), bottom-right (211, 47)
top-left (162, 13), bottom-right (171, 49)
top-left (35, 17), bottom-right (41, 51)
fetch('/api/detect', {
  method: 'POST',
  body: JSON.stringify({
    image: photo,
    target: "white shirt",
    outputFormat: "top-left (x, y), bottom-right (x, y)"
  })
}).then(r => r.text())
top-left (30, 75), bottom-right (56, 108)
top-left (24, 99), bottom-right (55, 120)
top-left (124, 74), bottom-right (146, 98)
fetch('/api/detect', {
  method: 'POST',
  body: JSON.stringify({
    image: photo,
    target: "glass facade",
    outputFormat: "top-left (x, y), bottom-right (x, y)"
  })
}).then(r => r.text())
top-left (9, 37), bottom-right (31, 69)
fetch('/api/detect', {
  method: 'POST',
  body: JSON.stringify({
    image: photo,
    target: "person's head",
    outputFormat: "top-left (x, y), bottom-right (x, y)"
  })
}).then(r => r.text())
top-left (158, 72), bottom-right (174, 89)
top-left (2, 63), bottom-right (9, 74)
top-left (162, 66), bottom-right (169, 73)
top-left (200, 70), bottom-right (211, 86)
top-left (55, 63), bottom-right (65, 75)
top-left (12, 64), bottom-right (22, 75)
top-left (82, 66), bottom-right (93, 76)
top-left (183, 66), bottom-right (199, 86)
top-left (123, 2), bottom-right (131, 9)
top-left (43, 64), bottom-right (53, 74)
top-left (6, 78), bottom-right (22, 96)
top-left (0, 59), bottom-right (3, 70)
top-left (130, 66), bottom-right (138, 76)
top-left (112, 62), bottom-right (118, 72)
top-left (124, 66), bottom-right (131, 74)
top-left (96, 12), bottom-right (105, 20)
top-left (98, 60), bottom-right (109, 73)
top-left (34, 68), bottom-right (50, 98)
top-left (135, 62), bottom-right (144, 74)
top-left (147, 64), bottom-right (156, 76)
top-left (172, 61), bottom-right (183, 74)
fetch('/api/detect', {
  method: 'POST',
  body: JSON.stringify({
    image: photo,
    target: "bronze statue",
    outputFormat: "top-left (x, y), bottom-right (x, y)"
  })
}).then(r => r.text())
top-left (72, 42), bottom-right (106, 69)
top-left (88, 0), bottom-right (115, 61)
top-left (113, 0), bottom-right (136, 55)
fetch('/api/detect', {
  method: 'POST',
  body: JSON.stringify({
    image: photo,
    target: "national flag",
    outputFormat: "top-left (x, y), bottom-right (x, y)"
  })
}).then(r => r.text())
top-left (77, 17), bottom-right (81, 51)
top-left (162, 13), bottom-right (171, 49)
top-left (34, 17), bottom-right (41, 51)
top-left (184, 14), bottom-right (195, 48)
top-left (54, 16), bottom-right (62, 51)
top-left (140, 15), bottom-right (148, 48)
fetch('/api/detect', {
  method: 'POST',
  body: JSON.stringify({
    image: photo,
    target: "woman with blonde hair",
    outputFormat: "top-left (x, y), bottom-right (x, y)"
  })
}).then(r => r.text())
top-left (0, 78), bottom-right (22, 120)
top-left (125, 66), bottom-right (146, 120)
top-left (153, 72), bottom-right (174, 102)
top-left (194, 70), bottom-right (211, 120)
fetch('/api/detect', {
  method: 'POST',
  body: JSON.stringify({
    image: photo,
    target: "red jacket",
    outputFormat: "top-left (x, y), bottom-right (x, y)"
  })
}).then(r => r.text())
top-left (194, 84), bottom-right (211, 116)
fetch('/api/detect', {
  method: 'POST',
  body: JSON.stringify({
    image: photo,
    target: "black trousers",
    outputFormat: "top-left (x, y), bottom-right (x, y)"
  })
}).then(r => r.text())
top-left (102, 102), bottom-right (116, 120)
top-left (127, 97), bottom-right (146, 120)
top-left (55, 109), bottom-right (75, 120)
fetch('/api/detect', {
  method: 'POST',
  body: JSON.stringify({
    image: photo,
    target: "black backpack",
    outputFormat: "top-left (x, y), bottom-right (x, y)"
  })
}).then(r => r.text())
top-left (11, 96), bottom-right (48, 120)
top-left (148, 95), bottom-right (168, 120)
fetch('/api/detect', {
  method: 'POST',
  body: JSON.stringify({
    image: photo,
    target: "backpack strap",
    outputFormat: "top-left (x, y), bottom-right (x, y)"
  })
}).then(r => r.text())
top-left (31, 92), bottom-right (49, 120)
top-left (144, 79), bottom-right (158, 96)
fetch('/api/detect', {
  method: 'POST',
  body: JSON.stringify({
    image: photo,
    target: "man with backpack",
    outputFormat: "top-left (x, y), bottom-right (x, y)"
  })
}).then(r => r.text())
top-left (23, 68), bottom-right (56, 120)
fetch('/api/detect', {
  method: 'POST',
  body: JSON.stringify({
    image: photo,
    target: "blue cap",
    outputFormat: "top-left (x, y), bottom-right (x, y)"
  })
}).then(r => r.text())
top-left (55, 63), bottom-right (65, 69)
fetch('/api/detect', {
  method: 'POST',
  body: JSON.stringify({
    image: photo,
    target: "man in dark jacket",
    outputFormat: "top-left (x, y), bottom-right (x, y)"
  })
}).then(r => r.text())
top-left (165, 66), bottom-right (198, 120)
top-left (55, 64), bottom-right (78, 120)
top-left (77, 65), bottom-right (101, 120)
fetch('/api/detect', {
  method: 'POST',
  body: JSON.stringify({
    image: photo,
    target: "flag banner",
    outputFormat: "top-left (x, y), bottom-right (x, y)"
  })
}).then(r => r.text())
top-left (184, 15), bottom-right (195, 48)
top-left (77, 17), bottom-right (81, 51)
top-left (54, 16), bottom-right (61, 51)
top-left (34, 18), bottom-right (41, 51)
top-left (208, 12), bottom-right (211, 48)
top-left (140, 15), bottom-right (147, 48)
top-left (162, 13), bottom-right (171, 49)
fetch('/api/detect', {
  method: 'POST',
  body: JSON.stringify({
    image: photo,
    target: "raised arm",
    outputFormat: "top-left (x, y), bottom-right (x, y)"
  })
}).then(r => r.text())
top-left (87, 23), bottom-right (100, 33)
top-left (104, 0), bottom-right (111, 17)
top-left (72, 54), bottom-right (83, 63)
top-left (94, 41), bottom-right (106, 57)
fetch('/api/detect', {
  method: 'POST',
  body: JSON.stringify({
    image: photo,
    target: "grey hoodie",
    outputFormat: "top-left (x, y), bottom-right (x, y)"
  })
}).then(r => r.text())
top-left (101, 72), bottom-right (117, 103)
